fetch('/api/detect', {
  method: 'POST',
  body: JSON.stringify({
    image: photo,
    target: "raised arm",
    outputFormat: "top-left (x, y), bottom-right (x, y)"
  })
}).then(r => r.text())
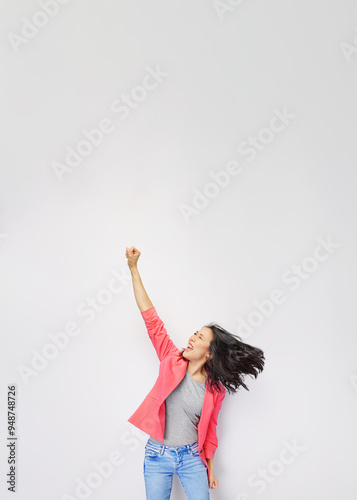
top-left (125, 246), bottom-right (179, 361)
top-left (125, 246), bottom-right (153, 312)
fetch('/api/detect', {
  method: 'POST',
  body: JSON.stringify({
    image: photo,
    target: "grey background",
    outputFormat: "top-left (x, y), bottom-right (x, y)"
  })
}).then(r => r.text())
top-left (1, 0), bottom-right (357, 499)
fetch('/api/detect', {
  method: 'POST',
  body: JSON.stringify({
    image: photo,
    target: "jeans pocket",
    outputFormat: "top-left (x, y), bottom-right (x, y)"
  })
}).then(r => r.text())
top-left (145, 446), bottom-right (160, 459)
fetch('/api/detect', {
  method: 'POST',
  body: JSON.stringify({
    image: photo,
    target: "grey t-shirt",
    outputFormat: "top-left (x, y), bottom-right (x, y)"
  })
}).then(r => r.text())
top-left (149, 366), bottom-right (206, 446)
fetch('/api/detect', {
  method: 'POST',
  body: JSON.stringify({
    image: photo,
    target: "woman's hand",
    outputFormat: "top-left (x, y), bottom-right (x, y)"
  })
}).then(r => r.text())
top-left (208, 470), bottom-right (219, 489)
top-left (125, 246), bottom-right (141, 269)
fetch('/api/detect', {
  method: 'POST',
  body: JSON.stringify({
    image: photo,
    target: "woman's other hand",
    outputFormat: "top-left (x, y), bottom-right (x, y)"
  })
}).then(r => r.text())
top-left (208, 470), bottom-right (219, 489)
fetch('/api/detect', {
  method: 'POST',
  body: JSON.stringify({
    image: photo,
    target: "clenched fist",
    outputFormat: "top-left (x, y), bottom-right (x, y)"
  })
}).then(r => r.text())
top-left (125, 246), bottom-right (141, 269)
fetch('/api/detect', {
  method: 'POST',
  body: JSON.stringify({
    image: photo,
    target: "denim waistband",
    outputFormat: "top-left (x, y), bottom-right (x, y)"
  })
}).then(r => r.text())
top-left (147, 439), bottom-right (198, 452)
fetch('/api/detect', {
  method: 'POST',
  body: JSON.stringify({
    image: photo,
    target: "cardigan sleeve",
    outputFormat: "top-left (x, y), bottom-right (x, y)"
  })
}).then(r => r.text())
top-left (141, 306), bottom-right (180, 362)
top-left (203, 387), bottom-right (226, 459)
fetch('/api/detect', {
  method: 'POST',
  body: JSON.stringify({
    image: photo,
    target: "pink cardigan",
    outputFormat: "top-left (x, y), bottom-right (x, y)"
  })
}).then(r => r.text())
top-left (127, 306), bottom-right (226, 476)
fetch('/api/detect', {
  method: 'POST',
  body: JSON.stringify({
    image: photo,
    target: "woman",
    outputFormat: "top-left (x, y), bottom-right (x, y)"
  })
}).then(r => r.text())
top-left (125, 246), bottom-right (265, 499)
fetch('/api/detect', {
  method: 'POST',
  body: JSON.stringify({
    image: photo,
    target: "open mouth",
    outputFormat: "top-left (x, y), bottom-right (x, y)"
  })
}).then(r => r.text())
top-left (185, 344), bottom-right (194, 351)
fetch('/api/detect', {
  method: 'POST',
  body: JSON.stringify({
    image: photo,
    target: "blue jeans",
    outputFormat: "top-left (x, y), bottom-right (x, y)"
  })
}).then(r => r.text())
top-left (143, 438), bottom-right (210, 499)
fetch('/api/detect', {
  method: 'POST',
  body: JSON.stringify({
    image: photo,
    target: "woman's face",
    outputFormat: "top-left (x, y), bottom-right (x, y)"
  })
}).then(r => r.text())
top-left (183, 327), bottom-right (214, 361)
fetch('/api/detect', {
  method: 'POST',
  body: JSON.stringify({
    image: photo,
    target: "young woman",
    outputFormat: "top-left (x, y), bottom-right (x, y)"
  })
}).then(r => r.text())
top-left (125, 246), bottom-right (265, 500)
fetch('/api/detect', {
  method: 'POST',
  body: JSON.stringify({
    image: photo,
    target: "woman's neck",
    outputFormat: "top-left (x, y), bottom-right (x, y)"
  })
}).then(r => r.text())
top-left (187, 359), bottom-right (208, 379)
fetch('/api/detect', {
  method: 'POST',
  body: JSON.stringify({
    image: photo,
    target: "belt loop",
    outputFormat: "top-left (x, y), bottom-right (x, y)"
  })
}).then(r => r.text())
top-left (160, 445), bottom-right (164, 456)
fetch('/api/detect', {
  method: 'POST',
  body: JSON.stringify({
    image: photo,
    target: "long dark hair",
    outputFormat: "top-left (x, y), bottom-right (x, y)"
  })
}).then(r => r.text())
top-left (179, 322), bottom-right (265, 396)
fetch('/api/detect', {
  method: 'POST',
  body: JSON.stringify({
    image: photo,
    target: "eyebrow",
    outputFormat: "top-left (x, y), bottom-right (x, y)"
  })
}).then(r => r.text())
top-left (197, 331), bottom-right (204, 339)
